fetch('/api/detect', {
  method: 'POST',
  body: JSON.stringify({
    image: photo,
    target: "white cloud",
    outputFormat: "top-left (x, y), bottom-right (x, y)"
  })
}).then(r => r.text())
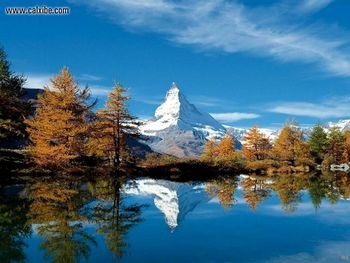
top-left (77, 73), bottom-right (102, 81)
top-left (269, 99), bottom-right (350, 118)
top-left (210, 112), bottom-right (260, 123)
top-left (134, 96), bottom-right (162, 105)
top-left (25, 73), bottom-right (110, 96)
top-left (89, 85), bottom-right (111, 96)
top-left (189, 95), bottom-right (225, 108)
top-left (25, 74), bottom-right (51, 89)
top-left (261, 240), bottom-right (350, 263)
top-left (73, 0), bottom-right (350, 77)
top-left (298, 0), bottom-right (334, 13)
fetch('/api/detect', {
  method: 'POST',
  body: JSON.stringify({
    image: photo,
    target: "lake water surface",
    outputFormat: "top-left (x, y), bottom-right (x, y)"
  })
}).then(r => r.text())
top-left (1, 174), bottom-right (350, 263)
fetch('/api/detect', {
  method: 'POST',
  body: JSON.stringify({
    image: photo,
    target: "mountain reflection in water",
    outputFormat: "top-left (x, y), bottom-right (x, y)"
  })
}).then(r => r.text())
top-left (1, 172), bottom-right (350, 262)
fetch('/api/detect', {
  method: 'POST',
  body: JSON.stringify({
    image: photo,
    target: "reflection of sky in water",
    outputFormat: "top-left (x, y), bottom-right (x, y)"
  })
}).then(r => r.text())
top-left (22, 178), bottom-right (350, 263)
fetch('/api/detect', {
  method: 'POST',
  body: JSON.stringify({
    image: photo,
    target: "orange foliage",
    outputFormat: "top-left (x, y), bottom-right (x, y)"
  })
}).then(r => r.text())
top-left (242, 126), bottom-right (271, 161)
top-left (86, 83), bottom-right (139, 166)
top-left (216, 134), bottom-right (235, 158)
top-left (25, 68), bottom-right (91, 169)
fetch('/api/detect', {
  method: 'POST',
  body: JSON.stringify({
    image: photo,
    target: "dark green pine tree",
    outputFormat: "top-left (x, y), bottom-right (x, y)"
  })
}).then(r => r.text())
top-left (0, 47), bottom-right (30, 146)
top-left (308, 123), bottom-right (328, 163)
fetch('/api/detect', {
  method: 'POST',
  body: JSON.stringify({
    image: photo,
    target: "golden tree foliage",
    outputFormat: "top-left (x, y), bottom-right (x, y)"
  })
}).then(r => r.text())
top-left (87, 83), bottom-right (139, 167)
top-left (202, 139), bottom-right (218, 161)
top-left (242, 126), bottom-right (271, 161)
top-left (341, 131), bottom-right (350, 162)
top-left (272, 123), bottom-right (313, 166)
top-left (26, 68), bottom-right (91, 169)
top-left (216, 134), bottom-right (235, 158)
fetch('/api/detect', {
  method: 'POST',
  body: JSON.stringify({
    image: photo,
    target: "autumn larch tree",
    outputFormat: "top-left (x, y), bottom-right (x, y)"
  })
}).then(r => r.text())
top-left (26, 68), bottom-right (92, 169)
top-left (0, 48), bottom-right (30, 146)
top-left (272, 122), bottom-right (313, 166)
top-left (341, 131), bottom-right (350, 163)
top-left (201, 139), bottom-right (218, 161)
top-left (87, 83), bottom-right (139, 167)
top-left (216, 133), bottom-right (235, 159)
top-left (242, 126), bottom-right (271, 161)
top-left (323, 126), bottom-right (345, 165)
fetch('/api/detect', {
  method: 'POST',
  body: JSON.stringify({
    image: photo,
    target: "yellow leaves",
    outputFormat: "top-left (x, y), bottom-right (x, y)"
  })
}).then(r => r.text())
top-left (242, 126), bottom-right (271, 161)
top-left (216, 134), bottom-right (236, 159)
top-left (26, 68), bottom-right (90, 169)
top-left (87, 83), bottom-right (139, 166)
top-left (202, 134), bottom-right (236, 161)
top-left (272, 124), bottom-right (313, 166)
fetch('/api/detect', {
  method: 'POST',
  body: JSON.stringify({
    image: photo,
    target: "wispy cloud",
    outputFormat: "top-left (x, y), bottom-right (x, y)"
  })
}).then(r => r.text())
top-left (25, 74), bottom-right (51, 89)
top-left (25, 73), bottom-right (110, 96)
top-left (269, 97), bottom-right (350, 118)
top-left (298, 0), bottom-right (334, 13)
top-left (189, 95), bottom-right (226, 108)
top-left (210, 112), bottom-right (260, 123)
top-left (77, 73), bottom-right (102, 81)
top-left (73, 0), bottom-right (350, 77)
top-left (89, 85), bottom-right (111, 96)
top-left (133, 95), bottom-right (163, 105)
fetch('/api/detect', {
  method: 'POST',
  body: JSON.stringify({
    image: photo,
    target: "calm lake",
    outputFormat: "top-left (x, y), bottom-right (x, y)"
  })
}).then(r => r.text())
top-left (1, 173), bottom-right (350, 263)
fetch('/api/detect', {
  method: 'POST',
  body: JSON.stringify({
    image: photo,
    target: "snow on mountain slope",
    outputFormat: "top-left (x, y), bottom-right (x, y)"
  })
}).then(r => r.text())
top-left (224, 125), bottom-right (279, 145)
top-left (123, 179), bottom-right (209, 230)
top-left (327, 119), bottom-right (350, 131)
top-left (140, 83), bottom-right (227, 157)
top-left (141, 83), bottom-right (226, 139)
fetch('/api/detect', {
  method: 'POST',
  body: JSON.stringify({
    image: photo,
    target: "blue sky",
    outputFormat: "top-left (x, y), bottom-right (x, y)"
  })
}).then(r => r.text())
top-left (1, 0), bottom-right (350, 128)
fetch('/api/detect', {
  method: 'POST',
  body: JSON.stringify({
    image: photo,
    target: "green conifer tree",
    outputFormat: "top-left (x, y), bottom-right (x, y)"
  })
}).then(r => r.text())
top-left (308, 123), bottom-right (328, 163)
top-left (0, 48), bottom-right (29, 145)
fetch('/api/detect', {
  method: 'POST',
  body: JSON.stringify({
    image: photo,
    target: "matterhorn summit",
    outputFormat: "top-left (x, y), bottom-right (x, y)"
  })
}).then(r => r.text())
top-left (140, 83), bottom-right (226, 157)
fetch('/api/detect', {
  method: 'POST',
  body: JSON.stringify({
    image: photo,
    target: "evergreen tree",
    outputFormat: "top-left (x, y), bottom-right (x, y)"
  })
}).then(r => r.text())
top-left (0, 48), bottom-right (29, 145)
top-left (242, 126), bottom-right (271, 161)
top-left (308, 123), bottom-right (328, 163)
top-left (87, 83), bottom-right (139, 167)
top-left (26, 68), bottom-right (92, 169)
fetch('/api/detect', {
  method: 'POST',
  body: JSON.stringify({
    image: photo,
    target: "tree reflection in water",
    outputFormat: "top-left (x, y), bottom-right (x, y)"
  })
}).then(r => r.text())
top-left (88, 176), bottom-right (145, 259)
top-left (2, 170), bottom-right (350, 262)
top-left (204, 172), bottom-right (350, 212)
top-left (241, 176), bottom-right (271, 210)
top-left (0, 186), bottom-right (31, 263)
top-left (28, 177), bottom-right (96, 263)
top-left (206, 177), bottom-right (239, 210)
top-left (27, 174), bottom-right (146, 262)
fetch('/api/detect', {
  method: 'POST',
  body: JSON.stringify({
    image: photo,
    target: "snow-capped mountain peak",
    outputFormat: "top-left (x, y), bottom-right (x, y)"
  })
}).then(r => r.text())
top-left (140, 83), bottom-right (227, 157)
top-left (145, 82), bottom-right (225, 134)
top-left (154, 82), bottom-right (183, 119)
